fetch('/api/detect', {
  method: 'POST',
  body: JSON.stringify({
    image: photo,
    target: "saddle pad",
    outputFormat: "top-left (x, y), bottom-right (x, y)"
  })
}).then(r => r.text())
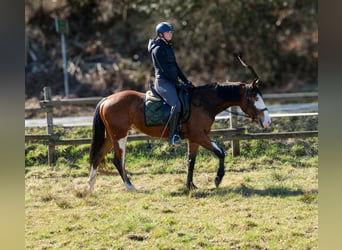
top-left (144, 88), bottom-right (191, 127)
top-left (144, 99), bottom-right (170, 126)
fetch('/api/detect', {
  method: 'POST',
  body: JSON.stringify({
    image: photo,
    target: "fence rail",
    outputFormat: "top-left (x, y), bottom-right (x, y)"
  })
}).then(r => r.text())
top-left (25, 87), bottom-right (318, 165)
top-left (28, 91), bottom-right (318, 112)
top-left (25, 130), bottom-right (318, 144)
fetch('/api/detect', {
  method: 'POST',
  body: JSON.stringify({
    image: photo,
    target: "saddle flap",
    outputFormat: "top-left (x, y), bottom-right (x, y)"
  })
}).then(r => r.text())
top-left (144, 83), bottom-right (191, 126)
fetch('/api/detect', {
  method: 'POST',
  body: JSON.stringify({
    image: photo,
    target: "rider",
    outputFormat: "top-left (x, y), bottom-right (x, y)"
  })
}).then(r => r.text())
top-left (147, 21), bottom-right (194, 144)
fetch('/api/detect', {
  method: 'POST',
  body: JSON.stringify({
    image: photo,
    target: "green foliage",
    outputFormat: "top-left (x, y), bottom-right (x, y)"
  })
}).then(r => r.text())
top-left (54, 144), bottom-right (90, 167)
top-left (291, 144), bottom-right (307, 157)
top-left (25, 143), bottom-right (48, 166)
top-left (25, 0), bottom-right (317, 95)
top-left (59, 127), bottom-right (92, 139)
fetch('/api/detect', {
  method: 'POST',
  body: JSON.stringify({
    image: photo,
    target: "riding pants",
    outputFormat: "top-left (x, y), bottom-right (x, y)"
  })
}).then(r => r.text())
top-left (154, 78), bottom-right (181, 113)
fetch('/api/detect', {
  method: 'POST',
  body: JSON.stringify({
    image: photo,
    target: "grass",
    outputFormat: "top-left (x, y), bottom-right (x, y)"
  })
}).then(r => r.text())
top-left (25, 115), bottom-right (318, 249)
top-left (25, 134), bottom-right (318, 249)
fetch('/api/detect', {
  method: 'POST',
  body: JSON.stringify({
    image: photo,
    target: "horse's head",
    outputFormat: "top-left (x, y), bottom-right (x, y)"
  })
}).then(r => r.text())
top-left (240, 79), bottom-right (271, 128)
top-left (232, 54), bottom-right (271, 128)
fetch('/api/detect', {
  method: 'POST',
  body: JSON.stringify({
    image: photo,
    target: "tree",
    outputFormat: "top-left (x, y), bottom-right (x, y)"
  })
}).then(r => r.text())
top-left (25, 0), bottom-right (318, 98)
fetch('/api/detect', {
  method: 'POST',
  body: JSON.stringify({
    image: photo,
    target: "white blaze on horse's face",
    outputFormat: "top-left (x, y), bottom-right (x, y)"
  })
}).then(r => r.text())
top-left (255, 93), bottom-right (271, 128)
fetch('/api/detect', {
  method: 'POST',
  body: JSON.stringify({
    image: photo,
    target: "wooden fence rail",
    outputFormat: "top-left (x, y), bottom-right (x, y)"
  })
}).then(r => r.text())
top-left (25, 87), bottom-right (318, 165)
top-left (29, 91), bottom-right (318, 111)
top-left (25, 130), bottom-right (318, 144)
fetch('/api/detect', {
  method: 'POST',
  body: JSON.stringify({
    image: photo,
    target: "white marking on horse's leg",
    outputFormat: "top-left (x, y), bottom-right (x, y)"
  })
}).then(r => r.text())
top-left (87, 167), bottom-right (97, 193)
top-left (118, 136), bottom-right (137, 192)
top-left (211, 142), bottom-right (225, 155)
top-left (118, 136), bottom-right (127, 168)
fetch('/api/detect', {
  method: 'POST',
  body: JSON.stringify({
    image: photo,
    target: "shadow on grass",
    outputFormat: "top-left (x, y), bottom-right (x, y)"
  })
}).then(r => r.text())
top-left (169, 184), bottom-right (309, 198)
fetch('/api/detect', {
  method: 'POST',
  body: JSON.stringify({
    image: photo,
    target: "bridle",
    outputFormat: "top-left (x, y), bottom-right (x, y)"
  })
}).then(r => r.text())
top-left (245, 84), bottom-right (268, 122)
top-left (224, 54), bottom-right (269, 124)
top-left (225, 84), bottom-right (268, 123)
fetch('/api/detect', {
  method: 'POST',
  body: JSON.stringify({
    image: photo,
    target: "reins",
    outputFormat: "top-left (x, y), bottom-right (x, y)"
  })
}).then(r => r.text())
top-left (224, 106), bottom-right (268, 121)
top-left (224, 108), bottom-right (249, 118)
top-left (224, 83), bottom-right (268, 121)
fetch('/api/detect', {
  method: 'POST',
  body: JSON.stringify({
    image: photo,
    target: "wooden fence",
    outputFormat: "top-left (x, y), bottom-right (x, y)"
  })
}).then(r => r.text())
top-left (25, 87), bottom-right (318, 165)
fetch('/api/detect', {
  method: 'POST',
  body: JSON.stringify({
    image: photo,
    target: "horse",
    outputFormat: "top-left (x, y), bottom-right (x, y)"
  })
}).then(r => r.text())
top-left (87, 77), bottom-right (271, 193)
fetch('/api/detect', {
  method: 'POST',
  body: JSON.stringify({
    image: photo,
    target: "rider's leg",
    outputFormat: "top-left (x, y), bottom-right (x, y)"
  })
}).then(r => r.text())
top-left (154, 79), bottom-right (182, 144)
top-left (168, 106), bottom-right (181, 144)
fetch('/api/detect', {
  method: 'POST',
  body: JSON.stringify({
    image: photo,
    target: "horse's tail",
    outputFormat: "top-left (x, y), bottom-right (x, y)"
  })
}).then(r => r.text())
top-left (89, 100), bottom-right (106, 166)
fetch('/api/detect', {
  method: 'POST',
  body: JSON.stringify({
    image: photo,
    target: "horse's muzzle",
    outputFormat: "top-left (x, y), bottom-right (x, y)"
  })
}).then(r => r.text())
top-left (259, 117), bottom-right (271, 128)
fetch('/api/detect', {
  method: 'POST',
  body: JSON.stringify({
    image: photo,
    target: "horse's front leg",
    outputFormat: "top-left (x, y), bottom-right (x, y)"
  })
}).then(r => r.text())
top-left (211, 141), bottom-right (226, 187)
top-left (198, 137), bottom-right (226, 188)
top-left (187, 142), bottom-right (199, 190)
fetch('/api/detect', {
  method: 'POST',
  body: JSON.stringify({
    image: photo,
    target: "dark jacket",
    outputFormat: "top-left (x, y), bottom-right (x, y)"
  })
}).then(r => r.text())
top-left (148, 38), bottom-right (188, 84)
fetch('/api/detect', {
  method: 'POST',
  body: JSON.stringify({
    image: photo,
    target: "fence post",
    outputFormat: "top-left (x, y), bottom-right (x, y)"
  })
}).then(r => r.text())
top-left (43, 87), bottom-right (55, 166)
top-left (229, 106), bottom-right (240, 156)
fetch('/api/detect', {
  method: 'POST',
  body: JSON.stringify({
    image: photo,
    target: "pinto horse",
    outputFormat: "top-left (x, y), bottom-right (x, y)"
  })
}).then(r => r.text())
top-left (87, 78), bottom-right (271, 193)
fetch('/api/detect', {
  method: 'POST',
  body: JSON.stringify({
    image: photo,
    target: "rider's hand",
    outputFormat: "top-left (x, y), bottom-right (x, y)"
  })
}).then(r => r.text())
top-left (184, 81), bottom-right (194, 89)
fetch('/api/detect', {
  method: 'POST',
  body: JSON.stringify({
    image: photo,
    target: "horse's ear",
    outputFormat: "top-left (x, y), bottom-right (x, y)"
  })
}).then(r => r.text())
top-left (251, 78), bottom-right (260, 88)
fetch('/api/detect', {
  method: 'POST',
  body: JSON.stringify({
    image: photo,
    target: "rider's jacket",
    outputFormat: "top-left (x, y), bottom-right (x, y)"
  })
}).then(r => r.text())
top-left (148, 38), bottom-right (188, 84)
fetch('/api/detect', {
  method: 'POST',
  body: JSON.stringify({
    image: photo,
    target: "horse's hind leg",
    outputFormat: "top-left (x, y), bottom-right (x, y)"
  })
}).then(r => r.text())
top-left (88, 137), bottom-right (112, 193)
top-left (187, 142), bottom-right (199, 190)
top-left (112, 136), bottom-right (137, 191)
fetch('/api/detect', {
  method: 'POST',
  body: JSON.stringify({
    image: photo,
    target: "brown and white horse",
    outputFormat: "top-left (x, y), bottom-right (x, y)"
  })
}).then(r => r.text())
top-left (87, 78), bottom-right (271, 192)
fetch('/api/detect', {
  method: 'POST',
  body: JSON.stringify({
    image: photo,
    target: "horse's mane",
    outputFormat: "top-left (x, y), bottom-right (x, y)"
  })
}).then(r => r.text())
top-left (195, 82), bottom-right (242, 101)
top-left (194, 82), bottom-right (218, 90)
top-left (216, 83), bottom-right (241, 101)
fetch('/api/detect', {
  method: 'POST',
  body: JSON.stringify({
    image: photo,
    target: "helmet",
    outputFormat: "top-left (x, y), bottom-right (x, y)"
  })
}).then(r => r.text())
top-left (155, 22), bottom-right (175, 36)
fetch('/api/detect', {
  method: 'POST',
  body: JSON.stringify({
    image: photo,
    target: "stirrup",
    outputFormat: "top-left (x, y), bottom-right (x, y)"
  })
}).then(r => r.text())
top-left (169, 134), bottom-right (181, 145)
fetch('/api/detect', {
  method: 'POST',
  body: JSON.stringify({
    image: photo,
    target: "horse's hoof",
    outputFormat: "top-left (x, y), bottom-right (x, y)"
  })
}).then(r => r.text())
top-left (187, 182), bottom-right (198, 191)
top-left (125, 183), bottom-right (138, 192)
top-left (126, 188), bottom-right (138, 193)
top-left (87, 182), bottom-right (94, 194)
top-left (87, 185), bottom-right (94, 194)
top-left (214, 176), bottom-right (221, 187)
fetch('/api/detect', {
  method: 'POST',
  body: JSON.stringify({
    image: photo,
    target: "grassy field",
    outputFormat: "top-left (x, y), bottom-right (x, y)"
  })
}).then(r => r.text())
top-left (25, 126), bottom-right (318, 250)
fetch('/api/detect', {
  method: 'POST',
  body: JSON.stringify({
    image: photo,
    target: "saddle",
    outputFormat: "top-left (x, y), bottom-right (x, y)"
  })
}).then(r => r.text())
top-left (144, 83), bottom-right (191, 126)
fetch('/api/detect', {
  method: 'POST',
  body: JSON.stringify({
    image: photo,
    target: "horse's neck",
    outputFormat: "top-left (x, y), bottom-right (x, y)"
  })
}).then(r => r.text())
top-left (214, 83), bottom-right (242, 114)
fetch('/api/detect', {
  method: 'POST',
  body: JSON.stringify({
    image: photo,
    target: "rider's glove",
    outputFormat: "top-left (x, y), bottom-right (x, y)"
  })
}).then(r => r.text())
top-left (184, 81), bottom-right (195, 89)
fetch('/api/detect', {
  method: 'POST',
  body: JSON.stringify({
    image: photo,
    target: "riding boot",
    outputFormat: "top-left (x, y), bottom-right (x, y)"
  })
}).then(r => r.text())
top-left (168, 107), bottom-right (181, 144)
